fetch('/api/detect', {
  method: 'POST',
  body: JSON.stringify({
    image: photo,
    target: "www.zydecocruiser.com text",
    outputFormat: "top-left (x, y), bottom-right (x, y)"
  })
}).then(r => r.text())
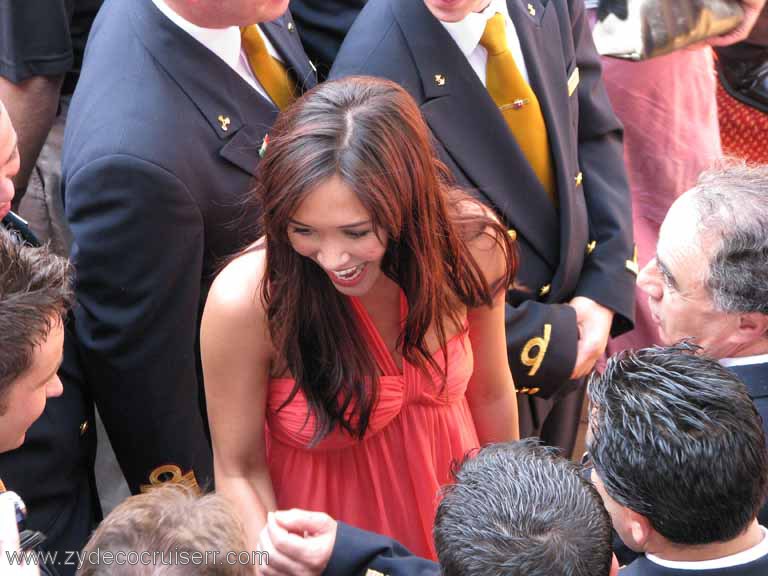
top-left (6, 548), bottom-right (269, 570)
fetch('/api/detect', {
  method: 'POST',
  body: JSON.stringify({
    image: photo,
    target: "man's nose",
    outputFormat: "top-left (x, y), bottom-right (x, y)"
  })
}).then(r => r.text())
top-left (0, 176), bottom-right (15, 206)
top-left (637, 258), bottom-right (661, 299)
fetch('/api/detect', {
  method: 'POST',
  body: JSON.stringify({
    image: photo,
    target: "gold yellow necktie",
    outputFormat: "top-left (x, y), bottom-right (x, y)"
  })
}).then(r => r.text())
top-left (241, 25), bottom-right (297, 110)
top-left (480, 13), bottom-right (556, 204)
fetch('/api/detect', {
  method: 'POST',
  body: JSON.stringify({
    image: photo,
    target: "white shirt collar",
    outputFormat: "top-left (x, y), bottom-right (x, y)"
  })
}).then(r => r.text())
top-left (646, 526), bottom-right (768, 570)
top-left (151, 0), bottom-right (243, 71)
top-left (440, 0), bottom-right (513, 59)
top-left (720, 353), bottom-right (768, 368)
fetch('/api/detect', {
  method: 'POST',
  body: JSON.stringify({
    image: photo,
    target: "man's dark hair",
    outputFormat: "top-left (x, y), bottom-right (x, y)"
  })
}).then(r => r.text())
top-left (588, 342), bottom-right (768, 545)
top-left (0, 229), bottom-right (72, 409)
top-left (433, 439), bottom-right (613, 576)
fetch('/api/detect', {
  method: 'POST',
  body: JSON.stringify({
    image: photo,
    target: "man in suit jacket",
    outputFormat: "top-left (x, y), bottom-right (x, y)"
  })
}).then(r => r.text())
top-left (258, 440), bottom-right (618, 576)
top-left (62, 0), bottom-right (316, 495)
top-left (289, 0), bottom-right (366, 79)
top-left (1, 97), bottom-right (98, 576)
top-left (637, 164), bottom-right (768, 525)
top-left (330, 0), bottom-right (636, 451)
top-left (588, 345), bottom-right (768, 576)
top-left (0, 224), bottom-right (81, 576)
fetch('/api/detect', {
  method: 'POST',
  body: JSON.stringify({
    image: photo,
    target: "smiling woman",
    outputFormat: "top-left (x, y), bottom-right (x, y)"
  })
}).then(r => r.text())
top-left (285, 175), bottom-right (388, 295)
top-left (201, 76), bottom-right (519, 559)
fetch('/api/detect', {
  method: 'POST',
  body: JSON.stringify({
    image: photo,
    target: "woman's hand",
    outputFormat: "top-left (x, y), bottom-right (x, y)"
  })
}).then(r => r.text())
top-left (257, 510), bottom-right (337, 576)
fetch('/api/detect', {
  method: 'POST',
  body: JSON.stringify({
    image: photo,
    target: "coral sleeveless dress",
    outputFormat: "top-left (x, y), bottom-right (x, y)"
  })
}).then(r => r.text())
top-left (266, 293), bottom-right (480, 559)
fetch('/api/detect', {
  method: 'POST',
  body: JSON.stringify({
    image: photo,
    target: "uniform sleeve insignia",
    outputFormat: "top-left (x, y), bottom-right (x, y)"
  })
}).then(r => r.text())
top-left (567, 66), bottom-right (580, 96)
top-left (140, 464), bottom-right (201, 495)
top-left (625, 244), bottom-right (639, 275)
top-left (520, 323), bottom-right (552, 377)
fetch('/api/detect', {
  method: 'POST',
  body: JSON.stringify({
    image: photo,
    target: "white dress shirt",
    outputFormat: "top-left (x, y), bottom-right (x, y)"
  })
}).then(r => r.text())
top-left (720, 353), bottom-right (768, 368)
top-left (151, 0), bottom-right (280, 103)
top-left (646, 526), bottom-right (768, 570)
top-left (439, 0), bottom-right (530, 87)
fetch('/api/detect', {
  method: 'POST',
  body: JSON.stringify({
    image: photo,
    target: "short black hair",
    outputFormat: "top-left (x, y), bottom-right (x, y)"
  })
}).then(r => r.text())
top-left (0, 229), bottom-right (72, 410)
top-left (433, 439), bottom-right (613, 576)
top-left (587, 342), bottom-right (768, 545)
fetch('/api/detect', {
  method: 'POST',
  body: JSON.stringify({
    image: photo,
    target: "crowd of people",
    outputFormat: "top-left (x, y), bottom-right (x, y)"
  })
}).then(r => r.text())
top-left (0, 0), bottom-right (767, 574)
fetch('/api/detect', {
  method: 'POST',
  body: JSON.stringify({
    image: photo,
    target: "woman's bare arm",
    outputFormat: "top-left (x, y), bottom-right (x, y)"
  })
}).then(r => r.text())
top-left (465, 226), bottom-right (520, 444)
top-left (201, 247), bottom-right (277, 552)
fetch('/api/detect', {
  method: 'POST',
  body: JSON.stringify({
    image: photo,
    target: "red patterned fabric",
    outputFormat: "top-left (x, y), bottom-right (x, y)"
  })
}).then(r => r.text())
top-left (718, 80), bottom-right (768, 163)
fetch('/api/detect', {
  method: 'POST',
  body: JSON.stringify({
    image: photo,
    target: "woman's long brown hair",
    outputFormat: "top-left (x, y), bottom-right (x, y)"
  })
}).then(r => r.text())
top-left (256, 77), bottom-right (516, 443)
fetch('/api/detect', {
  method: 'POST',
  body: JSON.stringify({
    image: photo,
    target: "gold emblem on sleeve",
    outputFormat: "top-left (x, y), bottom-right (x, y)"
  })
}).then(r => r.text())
top-left (521, 323), bottom-right (552, 377)
top-left (140, 464), bottom-right (201, 494)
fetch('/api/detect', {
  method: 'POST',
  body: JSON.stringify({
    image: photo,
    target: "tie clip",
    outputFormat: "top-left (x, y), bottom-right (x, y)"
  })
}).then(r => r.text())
top-left (500, 99), bottom-right (529, 111)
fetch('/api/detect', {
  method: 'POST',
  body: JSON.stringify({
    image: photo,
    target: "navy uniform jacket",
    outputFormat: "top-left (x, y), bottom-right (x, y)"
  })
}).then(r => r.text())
top-left (62, 0), bottom-right (316, 494)
top-left (324, 523), bottom-right (439, 576)
top-left (330, 0), bottom-right (635, 396)
top-left (728, 362), bottom-right (768, 525)
top-left (620, 553), bottom-right (768, 575)
top-left (289, 0), bottom-right (367, 79)
top-left (0, 222), bottom-right (99, 576)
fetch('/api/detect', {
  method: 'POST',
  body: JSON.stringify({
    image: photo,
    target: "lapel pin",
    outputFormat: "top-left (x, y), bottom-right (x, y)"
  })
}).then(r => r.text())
top-left (287, 21), bottom-right (295, 32)
top-left (501, 98), bottom-right (530, 111)
top-left (217, 115), bottom-right (231, 132)
top-left (259, 134), bottom-right (270, 158)
top-left (434, 74), bottom-right (446, 87)
top-left (527, 3), bottom-right (536, 16)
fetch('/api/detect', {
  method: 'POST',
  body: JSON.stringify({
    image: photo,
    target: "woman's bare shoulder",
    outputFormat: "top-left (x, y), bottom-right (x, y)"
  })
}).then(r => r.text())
top-left (454, 199), bottom-right (504, 253)
top-left (452, 198), bottom-right (510, 288)
top-left (207, 240), bottom-right (268, 321)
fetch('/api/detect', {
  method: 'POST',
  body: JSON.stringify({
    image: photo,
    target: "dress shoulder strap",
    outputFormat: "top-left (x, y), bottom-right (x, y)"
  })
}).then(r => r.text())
top-left (348, 295), bottom-right (402, 377)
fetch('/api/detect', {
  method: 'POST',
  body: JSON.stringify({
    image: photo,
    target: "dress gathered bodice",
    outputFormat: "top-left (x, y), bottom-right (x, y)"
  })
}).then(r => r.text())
top-left (266, 292), bottom-right (479, 559)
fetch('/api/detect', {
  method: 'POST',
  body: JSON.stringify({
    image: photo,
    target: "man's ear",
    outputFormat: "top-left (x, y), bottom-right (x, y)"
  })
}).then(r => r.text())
top-left (609, 553), bottom-right (620, 576)
top-left (735, 312), bottom-right (768, 344)
top-left (625, 509), bottom-right (653, 550)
